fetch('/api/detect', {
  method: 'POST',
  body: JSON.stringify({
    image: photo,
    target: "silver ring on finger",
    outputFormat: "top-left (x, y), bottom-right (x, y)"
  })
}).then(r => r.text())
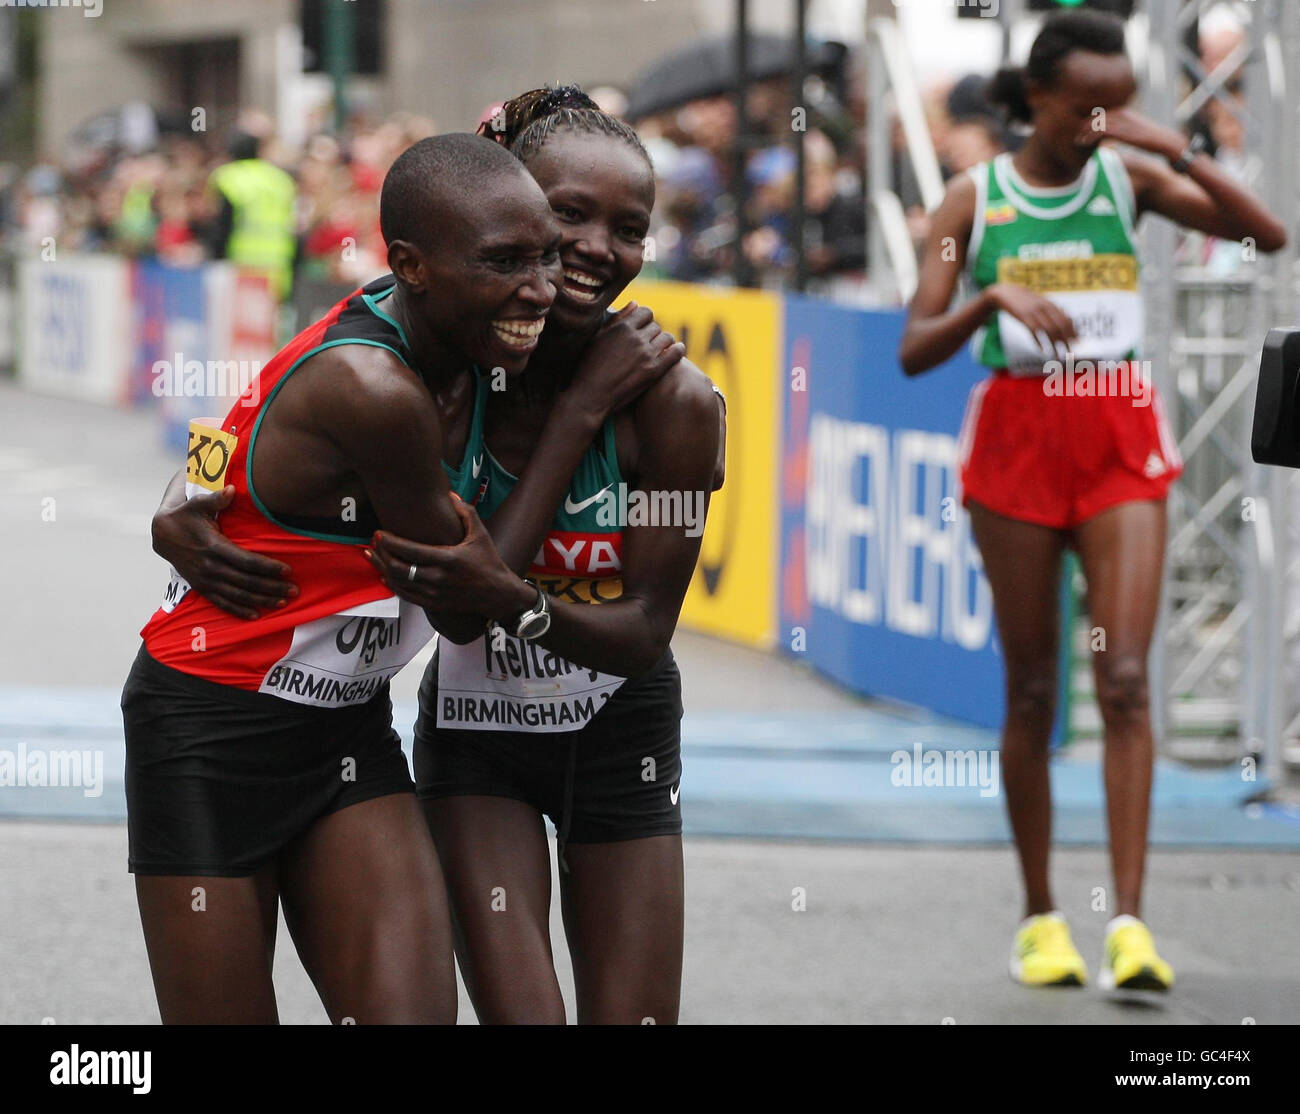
top-left (408, 564), bottom-right (418, 582)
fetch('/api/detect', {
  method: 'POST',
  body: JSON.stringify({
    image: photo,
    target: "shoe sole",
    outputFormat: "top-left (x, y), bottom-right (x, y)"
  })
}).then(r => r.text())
top-left (1009, 955), bottom-right (1086, 987)
top-left (1100, 964), bottom-right (1171, 992)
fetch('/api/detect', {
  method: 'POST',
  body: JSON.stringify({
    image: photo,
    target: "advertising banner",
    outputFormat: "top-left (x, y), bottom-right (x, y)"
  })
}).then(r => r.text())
top-left (780, 295), bottom-right (1005, 728)
top-left (627, 279), bottom-right (781, 648)
top-left (18, 255), bottom-right (132, 404)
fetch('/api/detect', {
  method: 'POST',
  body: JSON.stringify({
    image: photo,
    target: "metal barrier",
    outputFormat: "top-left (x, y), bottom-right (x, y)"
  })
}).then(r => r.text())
top-left (1140, 0), bottom-right (1298, 787)
top-left (865, 16), bottom-right (944, 305)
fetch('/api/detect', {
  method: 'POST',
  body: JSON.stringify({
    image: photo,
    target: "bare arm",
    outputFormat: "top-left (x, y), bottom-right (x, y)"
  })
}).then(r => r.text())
top-left (149, 313), bottom-right (700, 626)
top-left (368, 363), bottom-right (720, 677)
top-left (899, 172), bottom-right (1078, 375)
top-left (899, 174), bottom-right (983, 376)
top-left (316, 353), bottom-right (482, 642)
top-left (151, 468), bottom-right (297, 620)
top-left (1101, 108), bottom-right (1287, 251)
top-left (477, 304), bottom-right (684, 576)
top-left (710, 383), bottom-right (727, 491)
top-left (154, 346), bottom-right (479, 638)
top-left (534, 366), bottom-right (718, 676)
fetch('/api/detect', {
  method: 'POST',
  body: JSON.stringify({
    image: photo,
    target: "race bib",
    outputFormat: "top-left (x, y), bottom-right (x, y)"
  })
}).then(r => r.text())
top-left (186, 417), bottom-right (237, 494)
top-left (435, 629), bottom-right (626, 733)
top-left (159, 568), bottom-right (191, 614)
top-left (999, 291), bottom-right (1144, 373)
top-left (259, 595), bottom-right (435, 707)
top-left (161, 417), bottom-right (234, 611)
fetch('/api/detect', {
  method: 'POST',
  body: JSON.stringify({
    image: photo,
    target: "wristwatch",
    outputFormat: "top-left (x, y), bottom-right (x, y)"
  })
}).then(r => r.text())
top-left (510, 579), bottom-right (552, 641)
top-left (1169, 132), bottom-right (1207, 174)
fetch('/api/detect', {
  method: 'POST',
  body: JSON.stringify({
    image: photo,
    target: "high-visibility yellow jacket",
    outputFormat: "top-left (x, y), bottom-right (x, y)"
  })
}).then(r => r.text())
top-left (209, 158), bottom-right (296, 300)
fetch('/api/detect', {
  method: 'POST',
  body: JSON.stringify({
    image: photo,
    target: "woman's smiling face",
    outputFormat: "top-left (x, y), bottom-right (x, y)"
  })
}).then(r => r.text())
top-left (522, 129), bottom-right (655, 335)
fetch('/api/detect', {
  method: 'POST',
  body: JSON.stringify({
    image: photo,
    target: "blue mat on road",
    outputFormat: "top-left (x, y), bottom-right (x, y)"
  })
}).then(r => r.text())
top-left (2, 687), bottom-right (1297, 847)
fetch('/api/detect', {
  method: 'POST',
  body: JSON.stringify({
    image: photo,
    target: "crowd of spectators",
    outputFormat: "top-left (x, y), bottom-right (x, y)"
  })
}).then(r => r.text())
top-left (630, 74), bottom-right (870, 291)
top-left (0, 73), bottom-right (998, 302)
top-left (1, 107), bottom-right (434, 289)
top-left (0, 20), bottom-right (1256, 300)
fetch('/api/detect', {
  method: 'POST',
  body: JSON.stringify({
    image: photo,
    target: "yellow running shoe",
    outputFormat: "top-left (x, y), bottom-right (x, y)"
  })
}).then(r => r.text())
top-left (1100, 916), bottom-right (1174, 991)
top-left (1009, 912), bottom-right (1089, 987)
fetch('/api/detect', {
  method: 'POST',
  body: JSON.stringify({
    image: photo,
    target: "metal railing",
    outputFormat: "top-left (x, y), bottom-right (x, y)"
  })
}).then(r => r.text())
top-left (1139, 0), bottom-right (1297, 788)
top-left (865, 16), bottom-right (944, 305)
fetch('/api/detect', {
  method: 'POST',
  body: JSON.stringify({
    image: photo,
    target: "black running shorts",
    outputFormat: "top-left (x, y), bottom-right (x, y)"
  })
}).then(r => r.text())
top-left (413, 649), bottom-right (683, 844)
top-left (121, 645), bottom-right (414, 876)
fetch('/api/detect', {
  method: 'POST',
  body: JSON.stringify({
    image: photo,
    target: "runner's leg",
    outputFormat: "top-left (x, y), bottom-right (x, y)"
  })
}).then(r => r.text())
top-left (135, 866), bottom-right (280, 1024)
top-left (560, 834), bottom-right (684, 1025)
top-left (278, 792), bottom-right (456, 1024)
top-left (1072, 499), bottom-right (1166, 919)
top-left (424, 795), bottom-right (566, 1024)
top-left (968, 500), bottom-right (1069, 917)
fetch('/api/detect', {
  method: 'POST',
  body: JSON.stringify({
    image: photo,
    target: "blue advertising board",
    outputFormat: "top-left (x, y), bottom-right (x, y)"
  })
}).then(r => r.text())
top-left (779, 296), bottom-right (1007, 729)
top-left (130, 259), bottom-right (169, 405)
top-left (134, 262), bottom-right (210, 452)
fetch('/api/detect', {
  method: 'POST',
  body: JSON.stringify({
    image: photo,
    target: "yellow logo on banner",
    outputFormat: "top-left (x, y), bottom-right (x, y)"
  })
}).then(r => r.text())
top-left (623, 280), bottom-right (779, 648)
top-left (186, 419), bottom-right (238, 492)
top-left (997, 253), bottom-right (1138, 293)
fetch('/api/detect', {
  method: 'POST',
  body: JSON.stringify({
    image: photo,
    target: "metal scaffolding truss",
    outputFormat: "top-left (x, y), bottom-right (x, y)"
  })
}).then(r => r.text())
top-left (1140, 0), bottom-right (1298, 786)
top-left (862, 1), bottom-right (1297, 784)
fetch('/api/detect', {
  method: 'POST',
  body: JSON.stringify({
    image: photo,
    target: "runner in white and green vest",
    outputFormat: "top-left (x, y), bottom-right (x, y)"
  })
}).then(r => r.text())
top-left (901, 8), bottom-right (1285, 994)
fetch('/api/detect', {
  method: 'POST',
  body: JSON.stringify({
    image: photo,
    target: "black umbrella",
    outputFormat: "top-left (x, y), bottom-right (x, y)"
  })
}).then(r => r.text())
top-left (625, 32), bottom-right (844, 121)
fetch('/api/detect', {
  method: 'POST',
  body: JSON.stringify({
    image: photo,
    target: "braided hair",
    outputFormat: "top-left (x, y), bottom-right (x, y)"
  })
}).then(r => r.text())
top-left (477, 84), bottom-right (652, 170)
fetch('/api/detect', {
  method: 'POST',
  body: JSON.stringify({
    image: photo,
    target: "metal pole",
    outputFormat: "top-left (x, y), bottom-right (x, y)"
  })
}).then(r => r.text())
top-left (1142, 0), bottom-right (1179, 752)
top-left (324, 0), bottom-right (355, 135)
top-left (732, 0), bottom-right (753, 287)
top-left (1256, 0), bottom-right (1293, 791)
top-left (1276, 0), bottom-right (1300, 793)
top-left (791, 0), bottom-right (808, 292)
top-left (866, 21), bottom-right (889, 302)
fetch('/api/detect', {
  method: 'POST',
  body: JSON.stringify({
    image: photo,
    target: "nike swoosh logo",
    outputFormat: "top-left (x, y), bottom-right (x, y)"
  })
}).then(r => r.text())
top-left (670, 784), bottom-right (680, 806)
top-left (564, 484), bottom-right (613, 515)
top-left (471, 455), bottom-right (483, 479)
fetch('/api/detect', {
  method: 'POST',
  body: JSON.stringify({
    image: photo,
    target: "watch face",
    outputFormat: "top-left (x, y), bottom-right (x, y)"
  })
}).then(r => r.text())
top-left (516, 610), bottom-right (551, 641)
